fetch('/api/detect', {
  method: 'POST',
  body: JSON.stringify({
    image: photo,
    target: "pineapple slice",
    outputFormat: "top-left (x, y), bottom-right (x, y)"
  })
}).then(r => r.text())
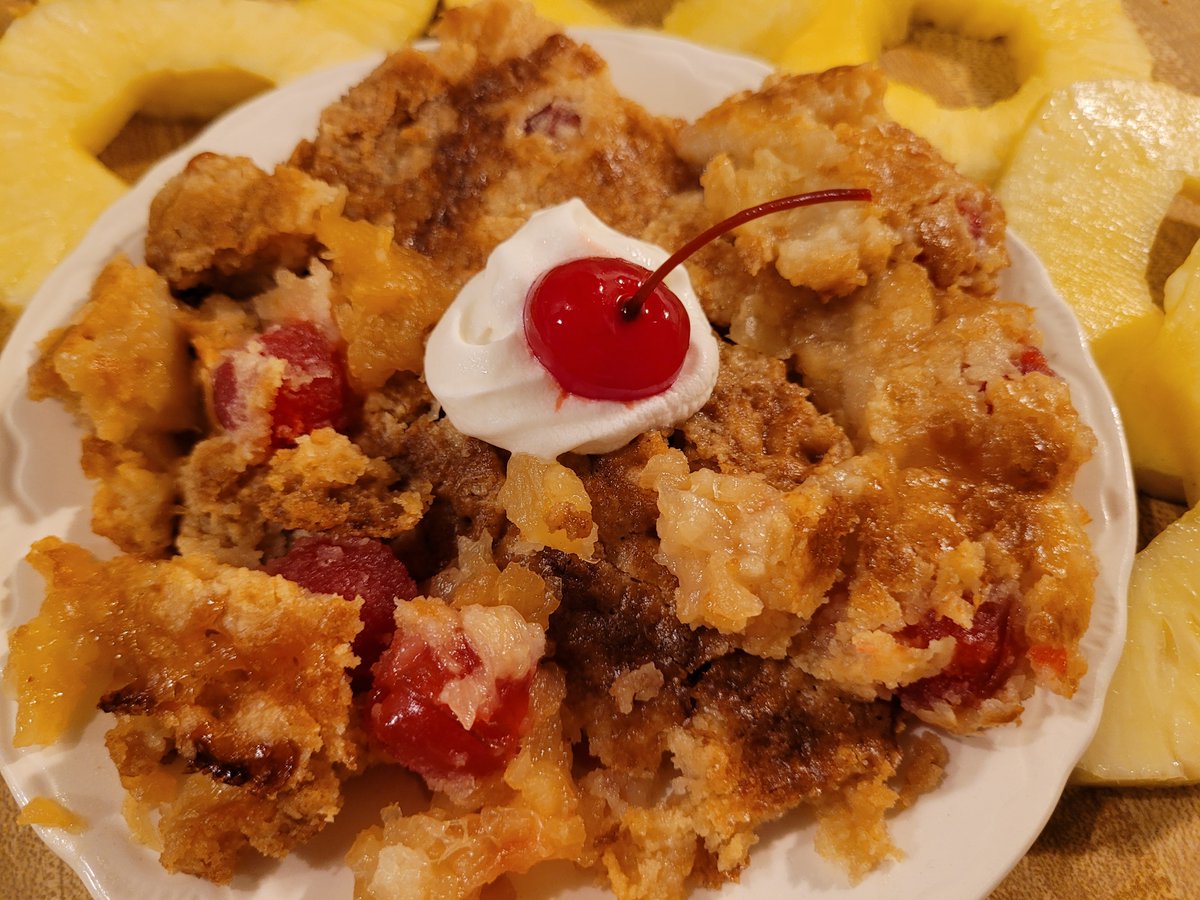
top-left (442, 0), bottom-right (618, 26)
top-left (664, 0), bottom-right (1153, 183)
top-left (0, 0), bottom-right (374, 308)
top-left (664, 0), bottom-right (904, 73)
top-left (295, 0), bottom-right (437, 49)
top-left (1116, 239), bottom-right (1200, 506)
top-left (882, 0), bottom-right (1152, 184)
top-left (36, 0), bottom-right (438, 52)
top-left (1077, 503), bottom-right (1200, 785)
top-left (996, 80), bottom-right (1200, 500)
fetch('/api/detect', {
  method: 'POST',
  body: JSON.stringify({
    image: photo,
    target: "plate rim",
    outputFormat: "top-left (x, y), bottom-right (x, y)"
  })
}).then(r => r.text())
top-left (0, 25), bottom-right (1135, 900)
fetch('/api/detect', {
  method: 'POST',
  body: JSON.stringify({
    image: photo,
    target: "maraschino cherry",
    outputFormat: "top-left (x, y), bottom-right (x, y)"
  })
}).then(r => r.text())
top-left (523, 188), bottom-right (872, 401)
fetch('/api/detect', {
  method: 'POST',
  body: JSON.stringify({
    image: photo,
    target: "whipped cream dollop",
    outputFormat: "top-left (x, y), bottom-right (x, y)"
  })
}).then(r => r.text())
top-left (424, 200), bottom-right (720, 459)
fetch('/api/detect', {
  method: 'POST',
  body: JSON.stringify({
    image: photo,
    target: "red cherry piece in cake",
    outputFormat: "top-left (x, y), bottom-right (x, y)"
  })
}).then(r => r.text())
top-left (265, 536), bottom-right (418, 691)
top-left (523, 99), bottom-right (581, 137)
top-left (1017, 346), bottom-right (1056, 377)
top-left (524, 257), bottom-right (690, 401)
top-left (211, 355), bottom-right (244, 431)
top-left (365, 629), bottom-right (532, 782)
top-left (897, 600), bottom-right (1021, 712)
top-left (956, 196), bottom-right (986, 240)
top-left (212, 320), bottom-right (350, 447)
top-left (260, 321), bottom-right (350, 444)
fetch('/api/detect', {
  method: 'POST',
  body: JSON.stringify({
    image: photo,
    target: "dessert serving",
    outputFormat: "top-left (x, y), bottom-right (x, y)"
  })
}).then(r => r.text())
top-left (0, 1), bottom-right (1124, 898)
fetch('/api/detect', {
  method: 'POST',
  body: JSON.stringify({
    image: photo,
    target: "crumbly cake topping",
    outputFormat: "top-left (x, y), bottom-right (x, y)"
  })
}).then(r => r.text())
top-left (10, 538), bottom-right (363, 883)
top-left (6, 1), bottom-right (1096, 897)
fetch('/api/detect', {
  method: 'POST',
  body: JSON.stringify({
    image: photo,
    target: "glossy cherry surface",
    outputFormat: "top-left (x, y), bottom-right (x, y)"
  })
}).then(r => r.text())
top-left (365, 629), bottom-right (532, 783)
top-left (524, 256), bottom-right (689, 401)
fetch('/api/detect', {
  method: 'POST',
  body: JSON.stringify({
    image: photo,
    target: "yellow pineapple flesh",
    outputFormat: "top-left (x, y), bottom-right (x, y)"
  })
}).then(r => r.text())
top-left (882, 0), bottom-right (1153, 182)
top-left (35, 0), bottom-right (438, 52)
top-left (498, 453), bottom-right (598, 559)
top-left (665, 0), bottom-right (1153, 183)
top-left (664, 0), bottom-right (899, 66)
top-left (0, 0), bottom-right (378, 309)
top-left (295, 0), bottom-right (437, 49)
top-left (664, 0), bottom-right (901, 70)
top-left (16, 797), bottom-right (87, 833)
top-left (443, 0), bottom-right (617, 27)
top-left (1116, 238), bottom-right (1200, 506)
top-left (1077, 504), bottom-right (1200, 784)
top-left (996, 80), bottom-right (1200, 501)
top-left (315, 210), bottom-right (454, 391)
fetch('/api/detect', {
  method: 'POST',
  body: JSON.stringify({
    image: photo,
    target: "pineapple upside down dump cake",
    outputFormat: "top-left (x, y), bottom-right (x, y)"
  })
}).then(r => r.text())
top-left (6, 1), bottom-right (1096, 896)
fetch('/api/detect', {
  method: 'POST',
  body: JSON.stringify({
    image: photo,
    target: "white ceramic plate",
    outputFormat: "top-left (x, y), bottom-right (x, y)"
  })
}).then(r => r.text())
top-left (0, 28), bottom-right (1135, 900)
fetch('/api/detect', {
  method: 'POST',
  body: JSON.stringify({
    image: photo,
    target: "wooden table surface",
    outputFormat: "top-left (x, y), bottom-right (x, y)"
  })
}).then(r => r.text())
top-left (3, 0), bottom-right (1200, 898)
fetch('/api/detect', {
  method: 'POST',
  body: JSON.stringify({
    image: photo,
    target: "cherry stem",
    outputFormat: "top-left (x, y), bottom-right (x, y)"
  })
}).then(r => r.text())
top-left (618, 187), bottom-right (873, 321)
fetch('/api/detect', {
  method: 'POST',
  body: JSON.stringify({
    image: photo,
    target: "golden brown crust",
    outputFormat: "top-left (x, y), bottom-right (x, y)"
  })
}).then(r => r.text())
top-left (29, 256), bottom-right (199, 556)
top-left (146, 153), bottom-right (343, 295)
top-left (12, 538), bottom-right (363, 883)
top-left (175, 429), bottom-right (433, 566)
top-left (679, 342), bottom-right (853, 490)
top-left (678, 66), bottom-right (1008, 298)
top-left (79, 435), bottom-right (181, 557)
top-left (29, 255), bottom-right (199, 443)
top-left (292, 1), bottom-right (691, 284)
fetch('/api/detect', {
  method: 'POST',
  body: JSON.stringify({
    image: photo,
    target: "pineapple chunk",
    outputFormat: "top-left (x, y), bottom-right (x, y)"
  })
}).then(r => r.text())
top-left (1117, 240), bottom-right (1200, 506)
top-left (0, 140), bottom-right (124, 310)
top-left (16, 796), bottom-right (87, 833)
top-left (443, 0), bottom-right (617, 27)
top-left (996, 80), bottom-right (1200, 500)
top-left (498, 453), bottom-right (598, 559)
top-left (664, 0), bottom-right (1153, 183)
top-left (0, 0), bottom-right (375, 308)
top-left (1077, 504), bottom-right (1200, 785)
top-left (883, 0), bottom-right (1152, 183)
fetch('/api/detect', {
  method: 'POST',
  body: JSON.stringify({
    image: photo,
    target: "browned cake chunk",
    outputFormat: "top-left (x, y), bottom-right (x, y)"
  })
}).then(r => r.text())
top-left (146, 153), bottom-right (343, 296)
top-left (9, 538), bottom-right (363, 883)
top-left (291, 0), bottom-right (692, 283)
top-left (677, 66), bottom-right (1008, 297)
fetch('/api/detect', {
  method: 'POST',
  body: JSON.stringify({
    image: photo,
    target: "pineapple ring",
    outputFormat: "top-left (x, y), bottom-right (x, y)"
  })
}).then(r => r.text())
top-left (35, 0), bottom-right (440, 59)
top-left (664, 0), bottom-right (1153, 184)
top-left (996, 80), bottom-right (1200, 502)
top-left (442, 0), bottom-right (617, 27)
top-left (294, 0), bottom-right (439, 49)
top-left (0, 0), bottom-right (437, 310)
